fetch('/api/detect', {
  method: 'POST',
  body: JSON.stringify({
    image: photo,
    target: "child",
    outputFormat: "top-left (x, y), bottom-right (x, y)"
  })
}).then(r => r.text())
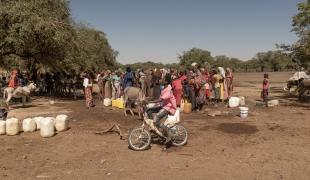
top-left (261, 73), bottom-right (270, 102)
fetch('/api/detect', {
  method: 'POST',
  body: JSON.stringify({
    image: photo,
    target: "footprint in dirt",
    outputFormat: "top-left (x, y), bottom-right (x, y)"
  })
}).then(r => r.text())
top-left (217, 123), bottom-right (258, 135)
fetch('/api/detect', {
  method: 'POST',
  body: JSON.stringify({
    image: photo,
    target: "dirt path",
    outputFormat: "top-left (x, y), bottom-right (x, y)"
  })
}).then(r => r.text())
top-left (0, 72), bottom-right (310, 180)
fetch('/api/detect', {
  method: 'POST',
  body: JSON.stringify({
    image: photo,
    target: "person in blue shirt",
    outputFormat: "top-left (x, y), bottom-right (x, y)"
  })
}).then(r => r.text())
top-left (123, 67), bottom-right (135, 89)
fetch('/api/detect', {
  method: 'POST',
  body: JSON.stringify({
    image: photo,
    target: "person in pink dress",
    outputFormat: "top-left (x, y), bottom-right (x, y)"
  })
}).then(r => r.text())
top-left (147, 75), bottom-right (177, 144)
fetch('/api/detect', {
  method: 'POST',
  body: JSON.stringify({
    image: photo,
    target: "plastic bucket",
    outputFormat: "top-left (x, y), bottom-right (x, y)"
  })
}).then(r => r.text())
top-left (239, 107), bottom-right (249, 118)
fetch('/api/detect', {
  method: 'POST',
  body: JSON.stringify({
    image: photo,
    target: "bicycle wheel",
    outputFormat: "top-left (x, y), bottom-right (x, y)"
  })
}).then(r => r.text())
top-left (171, 124), bottom-right (188, 147)
top-left (128, 127), bottom-right (151, 151)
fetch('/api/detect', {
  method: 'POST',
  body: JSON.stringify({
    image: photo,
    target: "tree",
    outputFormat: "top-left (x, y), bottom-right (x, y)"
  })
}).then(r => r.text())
top-left (0, 0), bottom-right (118, 77)
top-left (179, 48), bottom-right (214, 68)
top-left (290, 1), bottom-right (310, 69)
top-left (64, 24), bottom-right (118, 74)
top-left (214, 55), bottom-right (231, 68)
top-left (0, 0), bottom-right (75, 69)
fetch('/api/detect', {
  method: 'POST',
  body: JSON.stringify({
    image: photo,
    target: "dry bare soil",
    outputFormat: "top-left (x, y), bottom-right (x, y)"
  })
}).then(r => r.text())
top-left (1, 72), bottom-right (310, 180)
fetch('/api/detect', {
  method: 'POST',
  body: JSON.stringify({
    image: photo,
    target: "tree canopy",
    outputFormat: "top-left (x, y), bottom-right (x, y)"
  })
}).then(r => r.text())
top-left (179, 48), bottom-right (214, 68)
top-left (0, 0), bottom-right (117, 76)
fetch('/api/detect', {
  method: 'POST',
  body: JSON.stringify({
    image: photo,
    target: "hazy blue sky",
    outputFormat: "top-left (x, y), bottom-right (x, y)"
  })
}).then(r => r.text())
top-left (70, 0), bottom-right (303, 63)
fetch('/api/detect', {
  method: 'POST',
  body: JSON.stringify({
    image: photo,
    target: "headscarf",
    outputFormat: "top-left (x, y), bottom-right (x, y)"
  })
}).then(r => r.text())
top-left (218, 67), bottom-right (226, 78)
top-left (226, 68), bottom-right (233, 78)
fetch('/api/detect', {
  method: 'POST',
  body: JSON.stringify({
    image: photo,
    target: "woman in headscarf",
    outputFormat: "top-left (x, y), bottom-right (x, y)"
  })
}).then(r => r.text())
top-left (225, 68), bottom-right (234, 98)
top-left (218, 67), bottom-right (228, 101)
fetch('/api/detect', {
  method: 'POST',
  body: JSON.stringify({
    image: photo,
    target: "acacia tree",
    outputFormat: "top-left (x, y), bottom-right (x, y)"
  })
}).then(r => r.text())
top-left (63, 24), bottom-right (118, 74)
top-left (0, 0), bottom-right (118, 77)
top-left (0, 0), bottom-right (75, 69)
top-left (179, 48), bottom-right (214, 68)
top-left (288, 1), bottom-right (310, 69)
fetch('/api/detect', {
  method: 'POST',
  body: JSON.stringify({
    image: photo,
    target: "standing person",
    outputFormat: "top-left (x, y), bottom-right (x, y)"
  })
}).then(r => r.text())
top-left (188, 76), bottom-right (197, 110)
top-left (123, 67), bottom-right (135, 89)
top-left (145, 69), bottom-right (153, 98)
top-left (261, 73), bottom-right (270, 102)
top-left (218, 67), bottom-right (228, 101)
top-left (1, 76), bottom-right (7, 88)
top-left (97, 71), bottom-right (106, 101)
top-left (152, 68), bottom-right (161, 100)
top-left (225, 68), bottom-right (234, 98)
top-left (172, 74), bottom-right (183, 107)
top-left (139, 70), bottom-right (147, 96)
top-left (201, 69), bottom-right (211, 104)
top-left (83, 73), bottom-right (95, 109)
top-left (111, 71), bottom-right (121, 99)
top-left (104, 70), bottom-right (112, 99)
top-left (213, 69), bottom-right (222, 103)
top-left (8, 69), bottom-right (19, 89)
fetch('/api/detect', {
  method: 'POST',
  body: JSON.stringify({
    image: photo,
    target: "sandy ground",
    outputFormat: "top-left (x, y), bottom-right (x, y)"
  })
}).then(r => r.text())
top-left (0, 72), bottom-right (310, 180)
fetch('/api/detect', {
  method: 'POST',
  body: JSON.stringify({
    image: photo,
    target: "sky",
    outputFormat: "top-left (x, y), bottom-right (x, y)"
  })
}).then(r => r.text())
top-left (69, 0), bottom-right (303, 64)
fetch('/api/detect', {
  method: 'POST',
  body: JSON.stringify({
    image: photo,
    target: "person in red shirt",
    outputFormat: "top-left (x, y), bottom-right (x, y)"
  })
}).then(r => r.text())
top-left (172, 74), bottom-right (183, 107)
top-left (8, 70), bottom-right (19, 89)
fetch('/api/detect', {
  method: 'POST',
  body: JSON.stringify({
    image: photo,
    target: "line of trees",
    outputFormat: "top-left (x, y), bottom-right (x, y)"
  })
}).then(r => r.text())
top-left (127, 48), bottom-right (293, 72)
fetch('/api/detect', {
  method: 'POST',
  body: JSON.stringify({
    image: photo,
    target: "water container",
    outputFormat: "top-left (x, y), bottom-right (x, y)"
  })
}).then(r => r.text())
top-left (164, 109), bottom-right (180, 128)
top-left (117, 98), bottom-right (125, 109)
top-left (229, 97), bottom-right (240, 108)
top-left (180, 99), bottom-right (185, 112)
top-left (267, 99), bottom-right (279, 107)
top-left (239, 96), bottom-right (245, 106)
top-left (0, 120), bottom-right (6, 135)
top-left (104, 98), bottom-right (112, 107)
top-left (112, 99), bottom-right (117, 107)
top-left (6, 118), bottom-right (19, 136)
top-left (22, 118), bottom-right (36, 132)
top-left (183, 102), bottom-right (192, 114)
top-left (40, 117), bottom-right (55, 138)
top-left (33, 117), bottom-right (44, 130)
top-left (55, 115), bottom-right (69, 132)
top-left (239, 107), bottom-right (249, 118)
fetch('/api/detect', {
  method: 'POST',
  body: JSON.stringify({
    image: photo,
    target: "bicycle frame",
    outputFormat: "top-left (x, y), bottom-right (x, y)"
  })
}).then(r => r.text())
top-left (141, 113), bottom-right (164, 137)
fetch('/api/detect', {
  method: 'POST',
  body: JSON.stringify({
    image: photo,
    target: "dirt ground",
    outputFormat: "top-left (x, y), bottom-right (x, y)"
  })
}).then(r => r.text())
top-left (1, 72), bottom-right (310, 180)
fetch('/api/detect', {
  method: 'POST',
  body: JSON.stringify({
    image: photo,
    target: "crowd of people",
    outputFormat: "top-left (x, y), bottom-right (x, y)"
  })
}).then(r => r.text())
top-left (0, 64), bottom-right (236, 112)
top-left (82, 63), bottom-right (235, 110)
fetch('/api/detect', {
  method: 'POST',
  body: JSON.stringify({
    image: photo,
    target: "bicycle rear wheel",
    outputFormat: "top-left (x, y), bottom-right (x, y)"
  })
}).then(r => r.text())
top-left (171, 124), bottom-right (188, 146)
